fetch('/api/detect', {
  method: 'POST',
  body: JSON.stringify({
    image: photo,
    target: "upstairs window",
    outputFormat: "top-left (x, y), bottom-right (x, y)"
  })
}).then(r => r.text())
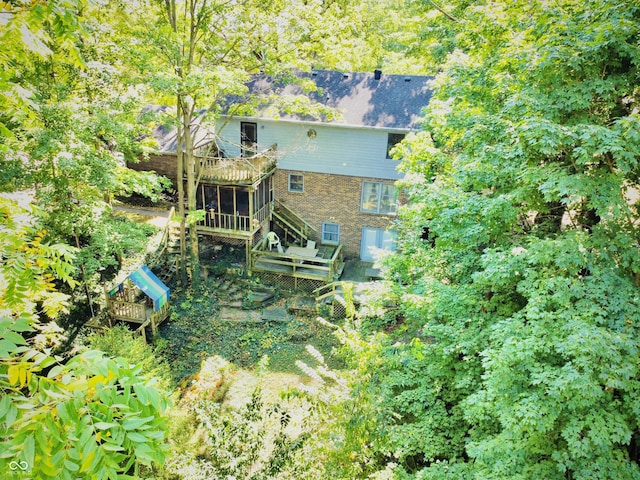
top-left (240, 122), bottom-right (257, 157)
top-left (387, 133), bottom-right (405, 159)
top-left (288, 174), bottom-right (304, 193)
top-left (361, 181), bottom-right (397, 214)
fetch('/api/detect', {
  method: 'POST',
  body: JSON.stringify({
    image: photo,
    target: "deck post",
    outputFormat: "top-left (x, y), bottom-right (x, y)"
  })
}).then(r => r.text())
top-left (248, 185), bottom-right (254, 221)
top-left (216, 185), bottom-right (222, 228)
top-left (151, 316), bottom-right (157, 336)
top-left (245, 240), bottom-right (251, 275)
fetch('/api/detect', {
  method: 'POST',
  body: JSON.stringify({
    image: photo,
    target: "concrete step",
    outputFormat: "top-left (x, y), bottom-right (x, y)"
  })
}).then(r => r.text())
top-left (261, 306), bottom-right (290, 323)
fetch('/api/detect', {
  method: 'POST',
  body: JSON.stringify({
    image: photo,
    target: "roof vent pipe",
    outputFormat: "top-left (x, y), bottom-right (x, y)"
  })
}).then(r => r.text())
top-left (374, 69), bottom-right (382, 80)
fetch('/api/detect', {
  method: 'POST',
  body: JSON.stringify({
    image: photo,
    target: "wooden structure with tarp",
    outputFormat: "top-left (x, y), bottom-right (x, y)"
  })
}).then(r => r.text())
top-left (106, 265), bottom-right (171, 342)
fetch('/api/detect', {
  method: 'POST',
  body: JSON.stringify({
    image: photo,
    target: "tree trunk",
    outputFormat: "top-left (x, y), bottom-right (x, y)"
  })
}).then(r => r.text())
top-left (176, 99), bottom-right (187, 285)
top-left (182, 102), bottom-right (200, 289)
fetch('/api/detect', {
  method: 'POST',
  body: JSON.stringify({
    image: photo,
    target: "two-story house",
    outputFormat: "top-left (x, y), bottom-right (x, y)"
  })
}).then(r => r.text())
top-left (214, 69), bottom-right (433, 261)
top-left (130, 70), bottom-right (432, 286)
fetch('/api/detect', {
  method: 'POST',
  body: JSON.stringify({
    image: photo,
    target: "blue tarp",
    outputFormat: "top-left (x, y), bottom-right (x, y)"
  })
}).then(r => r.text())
top-left (128, 265), bottom-right (170, 311)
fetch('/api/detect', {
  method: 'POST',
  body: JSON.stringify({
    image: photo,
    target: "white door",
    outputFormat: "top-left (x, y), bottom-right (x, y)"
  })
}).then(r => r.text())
top-left (360, 227), bottom-right (397, 261)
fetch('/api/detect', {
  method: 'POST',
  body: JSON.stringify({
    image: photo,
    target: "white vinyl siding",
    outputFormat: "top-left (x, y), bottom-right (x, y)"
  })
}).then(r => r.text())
top-left (217, 117), bottom-right (405, 180)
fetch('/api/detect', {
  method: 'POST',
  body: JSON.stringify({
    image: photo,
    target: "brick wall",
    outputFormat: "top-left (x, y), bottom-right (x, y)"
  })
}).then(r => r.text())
top-left (128, 154), bottom-right (178, 185)
top-left (273, 170), bottom-right (399, 258)
top-left (128, 156), bottom-right (402, 258)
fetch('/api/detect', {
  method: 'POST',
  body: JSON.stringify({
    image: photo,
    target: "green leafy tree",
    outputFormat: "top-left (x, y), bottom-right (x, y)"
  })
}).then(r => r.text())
top-left (325, 1), bottom-right (640, 478)
top-left (1, 0), bottom-right (169, 293)
top-left (164, 390), bottom-right (313, 479)
top-left (0, 197), bottom-right (170, 479)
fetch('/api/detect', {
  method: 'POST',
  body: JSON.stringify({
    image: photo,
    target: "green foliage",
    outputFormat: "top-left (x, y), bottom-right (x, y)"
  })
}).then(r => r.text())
top-left (0, 0), bottom-right (171, 293)
top-left (87, 324), bottom-right (175, 393)
top-left (0, 196), bottom-right (76, 319)
top-left (0, 198), bottom-right (169, 479)
top-left (0, 341), bottom-right (169, 479)
top-left (74, 214), bottom-right (159, 281)
top-left (163, 390), bottom-right (313, 479)
top-left (320, 1), bottom-right (640, 478)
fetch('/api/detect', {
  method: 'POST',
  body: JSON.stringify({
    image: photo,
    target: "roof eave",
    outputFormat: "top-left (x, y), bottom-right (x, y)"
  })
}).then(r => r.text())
top-left (218, 114), bottom-right (420, 133)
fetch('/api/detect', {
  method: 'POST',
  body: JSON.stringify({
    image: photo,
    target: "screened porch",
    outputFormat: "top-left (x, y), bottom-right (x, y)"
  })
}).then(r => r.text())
top-left (196, 175), bottom-right (273, 238)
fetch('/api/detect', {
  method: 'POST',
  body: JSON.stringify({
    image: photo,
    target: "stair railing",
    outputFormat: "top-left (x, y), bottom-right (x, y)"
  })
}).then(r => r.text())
top-left (271, 199), bottom-right (317, 241)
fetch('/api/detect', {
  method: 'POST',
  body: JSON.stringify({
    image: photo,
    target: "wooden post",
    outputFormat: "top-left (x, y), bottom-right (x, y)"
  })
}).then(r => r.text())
top-left (151, 316), bottom-right (157, 336)
top-left (200, 183), bottom-right (205, 226)
top-left (248, 185), bottom-right (254, 230)
top-left (245, 240), bottom-right (252, 276)
top-left (233, 186), bottom-right (237, 230)
top-left (216, 185), bottom-right (222, 229)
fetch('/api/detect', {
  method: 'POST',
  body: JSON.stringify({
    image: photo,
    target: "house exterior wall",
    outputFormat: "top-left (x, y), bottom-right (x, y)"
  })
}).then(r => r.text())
top-left (128, 154), bottom-right (178, 184)
top-left (218, 117), bottom-right (404, 181)
top-left (131, 116), bottom-right (409, 259)
top-left (273, 169), bottom-right (399, 258)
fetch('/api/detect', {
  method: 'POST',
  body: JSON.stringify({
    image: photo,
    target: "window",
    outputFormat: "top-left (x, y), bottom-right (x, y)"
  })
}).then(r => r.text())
top-left (387, 133), bottom-right (405, 159)
top-left (288, 174), bottom-right (304, 193)
top-left (322, 222), bottom-right (340, 245)
top-left (240, 122), bottom-right (257, 157)
top-left (361, 181), bottom-right (397, 214)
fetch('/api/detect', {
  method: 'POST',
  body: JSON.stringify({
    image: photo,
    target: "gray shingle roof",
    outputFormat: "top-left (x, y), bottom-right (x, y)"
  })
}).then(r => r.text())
top-left (148, 70), bottom-right (434, 152)
top-left (143, 105), bottom-right (214, 153)
top-left (227, 70), bottom-right (434, 130)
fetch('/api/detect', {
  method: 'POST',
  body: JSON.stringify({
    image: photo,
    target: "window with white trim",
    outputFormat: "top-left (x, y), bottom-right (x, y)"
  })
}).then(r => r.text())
top-left (288, 174), bottom-right (304, 193)
top-left (322, 222), bottom-right (340, 245)
top-left (361, 181), bottom-right (398, 214)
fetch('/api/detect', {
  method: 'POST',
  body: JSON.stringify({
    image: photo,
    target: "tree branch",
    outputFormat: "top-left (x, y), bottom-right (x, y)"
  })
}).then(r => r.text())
top-left (427, 0), bottom-right (459, 23)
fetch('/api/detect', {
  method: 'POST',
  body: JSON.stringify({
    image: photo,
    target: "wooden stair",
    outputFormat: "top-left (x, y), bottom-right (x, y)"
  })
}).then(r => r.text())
top-left (313, 281), bottom-right (361, 319)
top-left (272, 199), bottom-right (317, 245)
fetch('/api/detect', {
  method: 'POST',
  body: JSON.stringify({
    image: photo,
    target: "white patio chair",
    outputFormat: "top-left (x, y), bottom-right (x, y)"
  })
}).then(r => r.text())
top-left (266, 231), bottom-right (282, 252)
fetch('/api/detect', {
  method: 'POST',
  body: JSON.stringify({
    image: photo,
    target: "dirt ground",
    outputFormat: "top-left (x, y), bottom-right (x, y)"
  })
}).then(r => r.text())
top-left (111, 204), bottom-right (172, 228)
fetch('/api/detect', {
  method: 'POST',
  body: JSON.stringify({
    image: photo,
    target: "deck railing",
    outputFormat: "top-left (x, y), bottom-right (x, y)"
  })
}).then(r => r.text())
top-left (205, 211), bottom-right (252, 231)
top-left (108, 300), bottom-right (147, 322)
top-left (254, 203), bottom-right (270, 225)
top-left (200, 203), bottom-right (270, 233)
top-left (250, 244), bottom-right (343, 285)
top-left (195, 145), bottom-right (277, 185)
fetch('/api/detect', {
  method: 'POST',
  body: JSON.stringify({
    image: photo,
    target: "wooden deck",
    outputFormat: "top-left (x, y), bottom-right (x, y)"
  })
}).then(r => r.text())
top-left (196, 146), bottom-right (277, 185)
top-left (106, 300), bottom-right (171, 342)
top-left (197, 203), bottom-right (270, 238)
top-left (250, 243), bottom-right (344, 287)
